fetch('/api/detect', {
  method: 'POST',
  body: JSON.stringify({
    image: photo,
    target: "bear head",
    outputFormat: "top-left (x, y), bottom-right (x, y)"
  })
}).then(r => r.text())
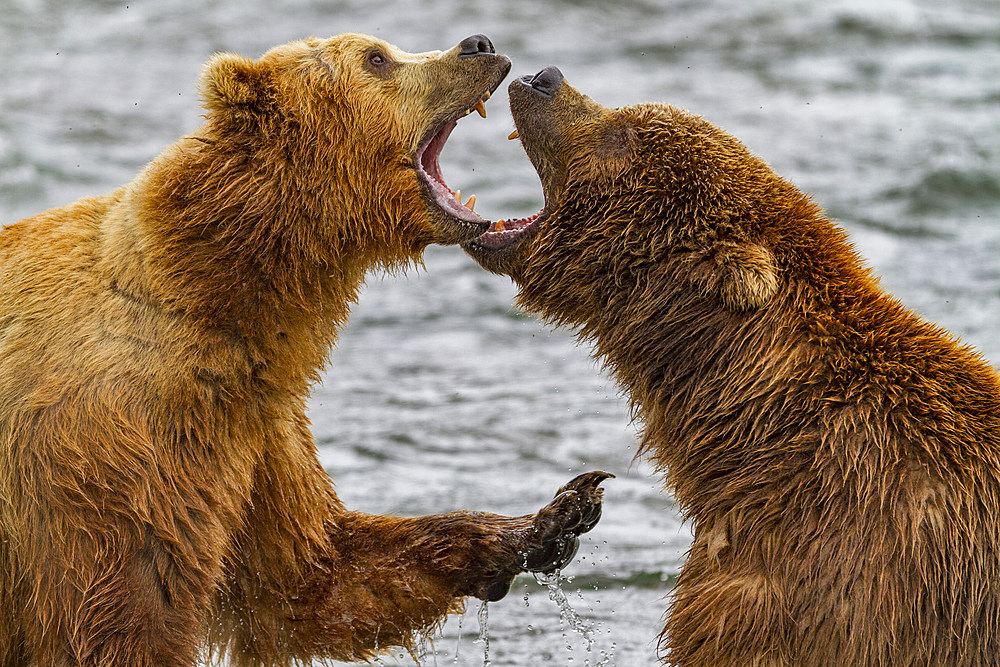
top-left (197, 33), bottom-right (510, 259)
top-left (460, 67), bottom-right (820, 328)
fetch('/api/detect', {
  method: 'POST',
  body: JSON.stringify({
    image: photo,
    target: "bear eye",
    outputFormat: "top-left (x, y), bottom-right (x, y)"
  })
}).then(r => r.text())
top-left (369, 51), bottom-right (386, 66)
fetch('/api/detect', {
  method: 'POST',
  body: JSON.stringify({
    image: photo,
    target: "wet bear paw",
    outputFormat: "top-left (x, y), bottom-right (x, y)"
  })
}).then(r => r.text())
top-left (472, 471), bottom-right (613, 601)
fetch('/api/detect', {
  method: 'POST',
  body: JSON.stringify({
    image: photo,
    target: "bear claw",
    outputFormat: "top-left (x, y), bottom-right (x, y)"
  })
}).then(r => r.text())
top-left (521, 471), bottom-right (613, 574)
top-left (466, 471), bottom-right (612, 601)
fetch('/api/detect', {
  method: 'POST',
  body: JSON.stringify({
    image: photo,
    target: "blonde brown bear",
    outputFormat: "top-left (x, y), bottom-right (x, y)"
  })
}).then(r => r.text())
top-left (464, 67), bottom-right (1000, 666)
top-left (0, 37), bottom-right (610, 666)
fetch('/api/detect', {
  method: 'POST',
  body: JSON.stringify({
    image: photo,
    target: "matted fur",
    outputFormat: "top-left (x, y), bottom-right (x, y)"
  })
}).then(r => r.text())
top-left (0, 35), bottom-right (609, 666)
top-left (464, 78), bottom-right (1000, 665)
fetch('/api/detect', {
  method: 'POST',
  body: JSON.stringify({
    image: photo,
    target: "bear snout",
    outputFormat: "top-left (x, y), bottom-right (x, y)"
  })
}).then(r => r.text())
top-left (518, 66), bottom-right (564, 98)
top-left (458, 34), bottom-right (496, 58)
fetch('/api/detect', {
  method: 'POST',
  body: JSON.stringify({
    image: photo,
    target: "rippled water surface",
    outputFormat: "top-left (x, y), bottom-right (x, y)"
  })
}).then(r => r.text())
top-left (2, 0), bottom-right (999, 664)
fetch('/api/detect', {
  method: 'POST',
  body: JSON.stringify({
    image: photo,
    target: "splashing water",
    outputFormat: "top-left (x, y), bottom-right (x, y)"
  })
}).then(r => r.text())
top-left (453, 607), bottom-right (464, 664)
top-left (535, 571), bottom-right (593, 651)
top-left (473, 599), bottom-right (491, 667)
top-left (414, 630), bottom-right (439, 667)
top-left (370, 625), bottom-right (388, 666)
top-left (534, 570), bottom-right (616, 667)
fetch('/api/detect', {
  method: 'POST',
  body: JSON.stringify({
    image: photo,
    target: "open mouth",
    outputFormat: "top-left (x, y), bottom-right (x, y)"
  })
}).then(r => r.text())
top-left (414, 82), bottom-right (506, 232)
top-left (466, 206), bottom-right (546, 251)
top-left (461, 128), bottom-right (548, 253)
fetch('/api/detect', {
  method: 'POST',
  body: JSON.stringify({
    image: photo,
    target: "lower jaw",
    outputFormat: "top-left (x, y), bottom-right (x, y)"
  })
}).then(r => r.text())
top-left (461, 238), bottom-right (525, 279)
top-left (428, 209), bottom-right (490, 246)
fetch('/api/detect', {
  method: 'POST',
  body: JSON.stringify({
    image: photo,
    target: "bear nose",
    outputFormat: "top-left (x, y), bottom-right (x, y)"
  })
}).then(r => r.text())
top-left (458, 34), bottom-right (496, 58)
top-left (520, 66), bottom-right (564, 97)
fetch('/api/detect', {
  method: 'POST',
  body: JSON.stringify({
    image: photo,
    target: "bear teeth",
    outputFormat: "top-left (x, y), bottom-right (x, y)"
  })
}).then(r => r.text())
top-left (462, 92), bottom-right (490, 119)
top-left (412, 93), bottom-right (496, 222)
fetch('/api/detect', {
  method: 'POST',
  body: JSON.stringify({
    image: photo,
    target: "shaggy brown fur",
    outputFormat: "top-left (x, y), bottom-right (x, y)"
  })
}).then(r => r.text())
top-left (464, 69), bottom-right (1000, 666)
top-left (0, 36), bottom-right (610, 666)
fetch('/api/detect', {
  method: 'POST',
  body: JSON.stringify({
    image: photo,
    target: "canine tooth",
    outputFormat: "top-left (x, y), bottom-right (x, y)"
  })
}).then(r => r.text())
top-left (508, 130), bottom-right (519, 140)
top-left (474, 99), bottom-right (487, 118)
top-left (465, 194), bottom-right (476, 211)
top-left (455, 189), bottom-right (461, 203)
top-left (495, 219), bottom-right (506, 232)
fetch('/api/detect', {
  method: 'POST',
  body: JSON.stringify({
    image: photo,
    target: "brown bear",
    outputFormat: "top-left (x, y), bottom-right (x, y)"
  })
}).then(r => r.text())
top-left (0, 37), bottom-right (611, 666)
top-left (463, 66), bottom-right (1000, 666)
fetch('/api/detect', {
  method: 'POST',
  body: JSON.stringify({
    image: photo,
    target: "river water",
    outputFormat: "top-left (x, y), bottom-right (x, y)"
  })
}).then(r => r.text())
top-left (2, 0), bottom-right (999, 664)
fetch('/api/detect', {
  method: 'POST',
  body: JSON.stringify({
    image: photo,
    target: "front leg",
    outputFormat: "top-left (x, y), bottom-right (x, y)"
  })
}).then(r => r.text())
top-left (216, 471), bottom-right (611, 665)
top-left (345, 470), bottom-right (613, 605)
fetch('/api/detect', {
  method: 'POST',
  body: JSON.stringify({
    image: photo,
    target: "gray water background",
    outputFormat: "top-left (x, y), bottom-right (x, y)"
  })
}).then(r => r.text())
top-left (2, 0), bottom-right (999, 664)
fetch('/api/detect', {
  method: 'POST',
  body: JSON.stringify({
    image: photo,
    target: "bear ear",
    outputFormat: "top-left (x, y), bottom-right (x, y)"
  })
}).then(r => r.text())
top-left (198, 52), bottom-right (273, 114)
top-left (568, 114), bottom-right (637, 183)
top-left (595, 115), bottom-right (637, 166)
top-left (693, 241), bottom-right (779, 310)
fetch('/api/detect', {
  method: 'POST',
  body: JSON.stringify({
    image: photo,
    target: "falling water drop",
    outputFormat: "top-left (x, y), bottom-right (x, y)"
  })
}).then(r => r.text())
top-left (415, 631), bottom-right (431, 666)
top-left (453, 609), bottom-right (464, 664)
top-left (534, 569), bottom-right (613, 666)
top-left (473, 599), bottom-right (491, 666)
top-left (535, 570), bottom-right (594, 645)
top-left (371, 625), bottom-right (387, 666)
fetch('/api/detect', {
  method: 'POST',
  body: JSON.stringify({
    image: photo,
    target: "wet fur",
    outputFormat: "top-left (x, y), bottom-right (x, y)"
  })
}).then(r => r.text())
top-left (490, 98), bottom-right (1000, 665)
top-left (0, 34), bottom-right (537, 666)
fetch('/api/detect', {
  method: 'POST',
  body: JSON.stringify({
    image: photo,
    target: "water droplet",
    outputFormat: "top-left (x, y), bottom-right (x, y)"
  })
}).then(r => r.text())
top-left (535, 570), bottom-right (595, 660)
top-left (473, 599), bottom-right (491, 666)
top-left (453, 609), bottom-right (464, 664)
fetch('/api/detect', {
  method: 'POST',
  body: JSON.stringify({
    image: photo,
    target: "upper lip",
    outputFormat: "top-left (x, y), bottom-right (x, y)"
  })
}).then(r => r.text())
top-left (417, 58), bottom-right (511, 151)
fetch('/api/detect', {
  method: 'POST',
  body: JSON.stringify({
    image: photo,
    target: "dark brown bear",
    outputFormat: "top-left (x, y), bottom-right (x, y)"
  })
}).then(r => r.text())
top-left (0, 37), bottom-right (610, 666)
top-left (464, 66), bottom-right (1000, 666)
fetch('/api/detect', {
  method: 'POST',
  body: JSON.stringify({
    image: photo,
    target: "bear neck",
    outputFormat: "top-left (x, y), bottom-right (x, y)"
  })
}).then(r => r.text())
top-left (102, 135), bottom-right (415, 391)
top-left (572, 211), bottom-right (920, 523)
top-left (585, 266), bottom-right (811, 505)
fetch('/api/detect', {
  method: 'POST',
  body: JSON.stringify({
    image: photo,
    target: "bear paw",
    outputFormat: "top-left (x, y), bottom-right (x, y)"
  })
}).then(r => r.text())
top-left (476, 471), bottom-right (613, 601)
